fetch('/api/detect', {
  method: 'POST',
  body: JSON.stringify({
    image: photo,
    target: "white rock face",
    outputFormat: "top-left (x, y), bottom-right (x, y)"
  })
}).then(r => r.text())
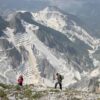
top-left (32, 7), bottom-right (100, 48)
top-left (90, 67), bottom-right (100, 77)
top-left (0, 7), bottom-right (100, 88)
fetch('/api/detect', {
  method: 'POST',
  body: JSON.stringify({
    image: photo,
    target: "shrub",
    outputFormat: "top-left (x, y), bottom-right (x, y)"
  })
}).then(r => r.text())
top-left (32, 92), bottom-right (43, 99)
top-left (0, 83), bottom-right (10, 89)
top-left (15, 85), bottom-right (22, 91)
top-left (71, 97), bottom-right (81, 100)
top-left (0, 89), bottom-right (8, 100)
top-left (24, 89), bottom-right (32, 98)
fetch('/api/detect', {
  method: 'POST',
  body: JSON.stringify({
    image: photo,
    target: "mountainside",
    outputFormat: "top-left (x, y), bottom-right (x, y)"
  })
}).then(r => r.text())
top-left (0, 7), bottom-right (100, 87)
top-left (32, 6), bottom-right (100, 48)
top-left (65, 0), bottom-right (100, 38)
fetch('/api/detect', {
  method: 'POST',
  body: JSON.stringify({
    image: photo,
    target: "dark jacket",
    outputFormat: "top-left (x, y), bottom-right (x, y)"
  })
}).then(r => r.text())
top-left (57, 74), bottom-right (62, 83)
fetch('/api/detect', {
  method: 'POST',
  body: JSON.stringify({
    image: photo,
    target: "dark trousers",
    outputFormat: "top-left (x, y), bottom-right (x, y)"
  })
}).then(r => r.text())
top-left (18, 83), bottom-right (23, 86)
top-left (55, 82), bottom-right (62, 90)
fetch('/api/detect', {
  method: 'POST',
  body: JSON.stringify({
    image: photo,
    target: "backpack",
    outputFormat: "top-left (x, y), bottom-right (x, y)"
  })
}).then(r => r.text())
top-left (61, 75), bottom-right (64, 80)
top-left (60, 75), bottom-right (64, 80)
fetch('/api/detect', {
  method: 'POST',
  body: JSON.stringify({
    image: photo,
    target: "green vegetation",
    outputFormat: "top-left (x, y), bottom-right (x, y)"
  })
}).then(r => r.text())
top-left (24, 89), bottom-right (32, 98)
top-left (32, 92), bottom-right (44, 99)
top-left (0, 83), bottom-right (11, 89)
top-left (64, 88), bottom-right (81, 95)
top-left (23, 89), bottom-right (45, 100)
top-left (71, 97), bottom-right (81, 100)
top-left (0, 83), bottom-right (99, 100)
top-left (49, 89), bottom-right (60, 93)
top-left (15, 85), bottom-right (21, 91)
top-left (0, 89), bottom-right (8, 100)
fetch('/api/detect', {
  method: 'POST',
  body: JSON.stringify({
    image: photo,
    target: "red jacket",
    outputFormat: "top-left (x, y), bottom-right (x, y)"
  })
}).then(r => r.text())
top-left (18, 77), bottom-right (23, 84)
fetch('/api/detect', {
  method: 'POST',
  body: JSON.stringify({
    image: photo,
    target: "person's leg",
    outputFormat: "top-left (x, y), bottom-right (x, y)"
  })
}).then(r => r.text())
top-left (55, 82), bottom-right (58, 89)
top-left (59, 82), bottom-right (62, 90)
top-left (19, 83), bottom-right (22, 86)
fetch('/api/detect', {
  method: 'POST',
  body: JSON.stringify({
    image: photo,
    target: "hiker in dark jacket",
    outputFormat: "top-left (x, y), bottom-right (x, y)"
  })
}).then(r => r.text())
top-left (17, 75), bottom-right (23, 86)
top-left (55, 73), bottom-right (63, 90)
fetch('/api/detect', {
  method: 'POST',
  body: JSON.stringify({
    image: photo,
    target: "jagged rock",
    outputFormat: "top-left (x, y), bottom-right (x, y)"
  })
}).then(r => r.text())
top-left (0, 7), bottom-right (100, 88)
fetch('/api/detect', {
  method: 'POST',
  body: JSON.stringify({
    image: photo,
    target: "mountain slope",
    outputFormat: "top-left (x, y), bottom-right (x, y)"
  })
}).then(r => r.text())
top-left (0, 8), bottom-right (100, 87)
top-left (66, 0), bottom-right (100, 38)
top-left (32, 6), bottom-right (100, 48)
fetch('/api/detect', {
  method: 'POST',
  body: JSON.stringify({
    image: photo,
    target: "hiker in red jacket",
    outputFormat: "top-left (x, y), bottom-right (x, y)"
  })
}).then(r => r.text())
top-left (18, 75), bottom-right (23, 86)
